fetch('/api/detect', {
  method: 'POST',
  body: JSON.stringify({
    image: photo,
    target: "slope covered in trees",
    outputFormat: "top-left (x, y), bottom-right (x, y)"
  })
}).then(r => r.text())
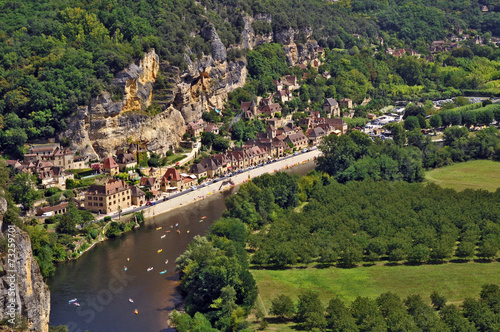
top-left (1, 0), bottom-right (500, 157)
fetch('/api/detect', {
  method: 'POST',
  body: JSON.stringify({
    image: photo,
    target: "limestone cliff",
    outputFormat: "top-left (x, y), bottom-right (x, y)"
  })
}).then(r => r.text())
top-left (60, 17), bottom-right (320, 159)
top-left (0, 196), bottom-right (50, 332)
top-left (61, 49), bottom-right (185, 158)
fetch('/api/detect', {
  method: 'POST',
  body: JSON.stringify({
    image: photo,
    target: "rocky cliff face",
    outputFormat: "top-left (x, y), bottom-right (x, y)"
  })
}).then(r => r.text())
top-left (241, 15), bottom-right (273, 50)
top-left (62, 27), bottom-right (247, 158)
top-left (61, 49), bottom-right (185, 158)
top-left (0, 196), bottom-right (50, 332)
top-left (61, 16), bottom-right (320, 159)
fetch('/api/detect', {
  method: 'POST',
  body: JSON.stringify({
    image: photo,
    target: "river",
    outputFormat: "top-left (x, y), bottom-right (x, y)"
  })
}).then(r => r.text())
top-left (48, 161), bottom-right (316, 332)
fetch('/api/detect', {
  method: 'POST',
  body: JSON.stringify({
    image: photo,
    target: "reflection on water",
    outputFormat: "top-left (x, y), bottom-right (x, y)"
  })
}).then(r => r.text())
top-left (48, 162), bottom-right (315, 331)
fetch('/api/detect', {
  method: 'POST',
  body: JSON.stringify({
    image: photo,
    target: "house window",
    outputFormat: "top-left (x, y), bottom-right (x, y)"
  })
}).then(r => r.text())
top-left (99, 203), bottom-right (103, 207)
top-left (99, 197), bottom-right (103, 201)
top-left (94, 197), bottom-right (98, 200)
top-left (123, 198), bottom-right (125, 201)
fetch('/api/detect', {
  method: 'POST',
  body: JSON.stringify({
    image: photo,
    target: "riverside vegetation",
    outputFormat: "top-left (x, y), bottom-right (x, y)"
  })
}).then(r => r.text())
top-left (170, 126), bottom-right (500, 331)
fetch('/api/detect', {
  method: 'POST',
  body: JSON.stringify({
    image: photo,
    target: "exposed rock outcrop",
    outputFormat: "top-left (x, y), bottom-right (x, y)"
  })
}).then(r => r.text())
top-left (0, 199), bottom-right (50, 332)
top-left (60, 16), bottom-right (320, 159)
top-left (241, 15), bottom-right (273, 50)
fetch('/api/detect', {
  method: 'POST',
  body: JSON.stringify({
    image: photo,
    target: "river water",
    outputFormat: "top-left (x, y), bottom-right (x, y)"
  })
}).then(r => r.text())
top-left (48, 162), bottom-right (315, 332)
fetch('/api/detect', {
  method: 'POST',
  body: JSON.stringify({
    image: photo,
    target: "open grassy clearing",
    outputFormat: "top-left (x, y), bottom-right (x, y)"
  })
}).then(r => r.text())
top-left (425, 160), bottom-right (500, 192)
top-left (251, 262), bottom-right (500, 312)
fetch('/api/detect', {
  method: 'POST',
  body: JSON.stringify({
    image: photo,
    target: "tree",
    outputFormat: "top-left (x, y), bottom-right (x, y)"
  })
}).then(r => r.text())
top-left (385, 122), bottom-right (406, 147)
top-left (56, 214), bottom-right (77, 235)
top-left (339, 243), bottom-right (363, 267)
top-left (212, 136), bottom-right (230, 152)
top-left (407, 244), bottom-right (430, 264)
top-left (430, 291), bottom-right (446, 310)
top-left (296, 291), bottom-right (326, 329)
top-left (9, 173), bottom-right (39, 210)
top-left (455, 241), bottom-right (475, 260)
top-left (443, 126), bottom-right (469, 146)
top-left (404, 116), bottom-right (420, 131)
top-left (326, 297), bottom-right (358, 332)
top-left (429, 114), bottom-right (442, 130)
top-left (270, 294), bottom-right (295, 319)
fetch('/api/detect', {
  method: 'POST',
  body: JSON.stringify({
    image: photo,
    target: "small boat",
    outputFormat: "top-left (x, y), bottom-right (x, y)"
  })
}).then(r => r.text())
top-left (187, 230), bottom-right (190, 234)
top-left (165, 259), bottom-right (169, 264)
top-left (157, 249), bottom-right (162, 253)
top-left (124, 266), bottom-right (128, 271)
top-left (159, 270), bottom-right (168, 275)
top-left (134, 309), bottom-right (139, 315)
top-left (129, 298), bottom-right (134, 303)
top-left (175, 223), bottom-right (179, 227)
top-left (68, 298), bottom-right (77, 303)
top-left (156, 227), bottom-right (162, 230)
top-left (73, 302), bottom-right (80, 307)
top-left (147, 267), bottom-right (153, 272)
top-left (201, 216), bottom-right (207, 219)
top-left (161, 235), bottom-right (166, 239)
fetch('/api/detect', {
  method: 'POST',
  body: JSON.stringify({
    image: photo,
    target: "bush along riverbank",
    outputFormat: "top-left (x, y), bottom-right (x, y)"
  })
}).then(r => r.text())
top-left (26, 204), bottom-right (145, 279)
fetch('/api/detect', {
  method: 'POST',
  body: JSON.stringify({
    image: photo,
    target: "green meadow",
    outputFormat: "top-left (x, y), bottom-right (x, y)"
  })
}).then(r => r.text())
top-left (252, 262), bottom-right (500, 312)
top-left (425, 160), bottom-right (500, 192)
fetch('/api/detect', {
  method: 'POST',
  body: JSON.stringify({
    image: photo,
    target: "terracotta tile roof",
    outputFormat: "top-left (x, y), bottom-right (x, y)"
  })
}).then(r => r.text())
top-left (102, 157), bottom-right (119, 169)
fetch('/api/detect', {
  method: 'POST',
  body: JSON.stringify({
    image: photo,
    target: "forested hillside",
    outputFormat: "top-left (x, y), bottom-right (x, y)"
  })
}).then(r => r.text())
top-left (1, 0), bottom-right (500, 157)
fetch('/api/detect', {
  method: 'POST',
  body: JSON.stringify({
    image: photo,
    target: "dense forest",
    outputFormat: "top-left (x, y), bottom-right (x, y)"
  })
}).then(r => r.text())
top-left (2, 0), bottom-right (500, 157)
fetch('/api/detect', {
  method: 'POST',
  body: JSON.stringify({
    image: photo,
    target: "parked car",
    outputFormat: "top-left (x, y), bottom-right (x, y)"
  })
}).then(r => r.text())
top-left (190, 185), bottom-right (197, 190)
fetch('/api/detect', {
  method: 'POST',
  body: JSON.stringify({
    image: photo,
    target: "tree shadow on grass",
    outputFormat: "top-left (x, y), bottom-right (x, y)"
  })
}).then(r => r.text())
top-left (450, 258), bottom-right (470, 263)
top-left (384, 262), bottom-right (400, 267)
top-left (314, 263), bottom-right (334, 269)
top-left (473, 258), bottom-right (494, 263)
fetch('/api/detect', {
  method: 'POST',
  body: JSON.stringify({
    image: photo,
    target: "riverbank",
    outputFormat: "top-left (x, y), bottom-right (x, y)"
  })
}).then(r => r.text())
top-left (141, 150), bottom-right (320, 221)
top-left (69, 154), bottom-right (319, 261)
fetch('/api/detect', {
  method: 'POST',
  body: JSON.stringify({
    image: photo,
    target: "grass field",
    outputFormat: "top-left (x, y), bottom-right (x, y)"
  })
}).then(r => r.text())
top-left (425, 160), bottom-right (500, 192)
top-left (252, 262), bottom-right (500, 312)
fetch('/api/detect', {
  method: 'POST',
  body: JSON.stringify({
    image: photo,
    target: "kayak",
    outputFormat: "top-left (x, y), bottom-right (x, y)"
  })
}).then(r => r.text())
top-left (73, 302), bottom-right (80, 307)
top-left (134, 309), bottom-right (139, 315)
top-left (147, 267), bottom-right (153, 272)
top-left (157, 249), bottom-right (162, 253)
top-left (165, 259), bottom-right (169, 264)
top-left (129, 298), bottom-right (134, 303)
top-left (187, 230), bottom-right (190, 234)
top-left (68, 298), bottom-right (77, 303)
top-left (124, 266), bottom-right (127, 271)
top-left (176, 230), bottom-right (180, 234)
top-left (127, 257), bottom-right (130, 261)
top-left (199, 220), bottom-right (203, 222)
top-left (161, 235), bottom-right (166, 239)
top-left (175, 223), bottom-right (179, 227)
top-left (156, 227), bottom-right (162, 230)
top-left (201, 216), bottom-right (207, 219)
top-left (159, 270), bottom-right (168, 275)
top-left (166, 230), bottom-right (171, 233)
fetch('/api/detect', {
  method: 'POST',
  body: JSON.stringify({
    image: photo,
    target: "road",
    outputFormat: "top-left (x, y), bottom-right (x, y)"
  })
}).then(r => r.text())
top-left (101, 148), bottom-right (321, 221)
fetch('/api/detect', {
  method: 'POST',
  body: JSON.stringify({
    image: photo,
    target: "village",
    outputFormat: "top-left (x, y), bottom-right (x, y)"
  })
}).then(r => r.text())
top-left (3, 71), bottom-right (351, 220)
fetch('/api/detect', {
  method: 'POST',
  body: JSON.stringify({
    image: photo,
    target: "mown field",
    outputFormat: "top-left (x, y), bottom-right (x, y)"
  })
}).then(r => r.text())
top-left (251, 262), bottom-right (500, 313)
top-left (425, 160), bottom-right (500, 192)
